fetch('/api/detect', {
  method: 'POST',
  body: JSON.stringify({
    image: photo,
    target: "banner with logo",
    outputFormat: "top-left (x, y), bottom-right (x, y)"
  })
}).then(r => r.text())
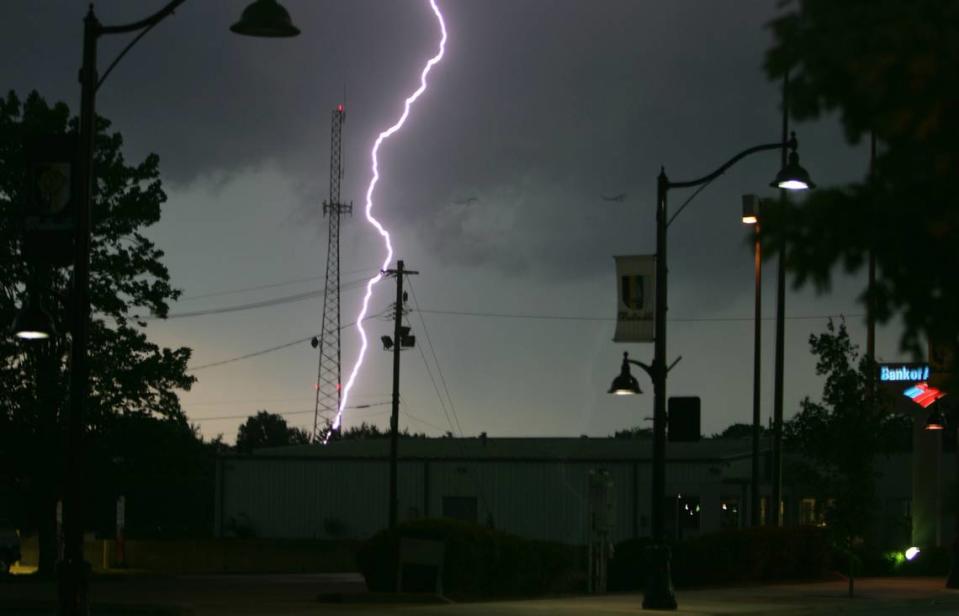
top-left (613, 255), bottom-right (655, 342)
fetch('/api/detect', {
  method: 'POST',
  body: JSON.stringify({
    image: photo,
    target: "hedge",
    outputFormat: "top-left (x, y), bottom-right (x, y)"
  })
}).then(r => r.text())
top-left (356, 518), bottom-right (583, 598)
top-left (609, 526), bottom-right (833, 591)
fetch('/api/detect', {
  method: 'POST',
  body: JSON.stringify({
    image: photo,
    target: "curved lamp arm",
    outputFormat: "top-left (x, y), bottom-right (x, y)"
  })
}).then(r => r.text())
top-left (98, 0), bottom-right (189, 36)
top-left (94, 0), bottom-right (190, 90)
top-left (668, 137), bottom-right (792, 190)
top-left (627, 355), bottom-right (682, 378)
top-left (626, 357), bottom-right (654, 379)
top-left (664, 135), bottom-right (795, 228)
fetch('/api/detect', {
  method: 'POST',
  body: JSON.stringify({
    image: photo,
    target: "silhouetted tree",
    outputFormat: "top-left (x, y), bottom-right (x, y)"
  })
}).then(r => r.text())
top-left (712, 423), bottom-right (764, 439)
top-left (88, 414), bottom-right (220, 539)
top-left (763, 1), bottom-right (959, 377)
top-left (0, 91), bottom-right (193, 575)
top-left (322, 419), bottom-right (427, 441)
top-left (784, 319), bottom-right (902, 596)
top-left (611, 426), bottom-right (653, 439)
top-left (235, 411), bottom-right (309, 452)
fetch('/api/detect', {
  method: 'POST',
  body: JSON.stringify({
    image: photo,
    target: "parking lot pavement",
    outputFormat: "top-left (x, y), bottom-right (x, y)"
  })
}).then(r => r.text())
top-left (2, 575), bottom-right (959, 615)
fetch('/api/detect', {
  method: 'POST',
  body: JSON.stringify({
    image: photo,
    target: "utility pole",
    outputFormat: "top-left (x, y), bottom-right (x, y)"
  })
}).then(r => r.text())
top-left (385, 260), bottom-right (418, 529)
top-left (772, 72), bottom-right (789, 527)
top-left (751, 212), bottom-right (762, 527)
top-left (867, 131), bottom-right (876, 369)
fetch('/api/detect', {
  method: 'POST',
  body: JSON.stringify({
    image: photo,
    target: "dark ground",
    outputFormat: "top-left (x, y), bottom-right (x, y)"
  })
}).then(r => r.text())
top-left (2, 573), bottom-right (959, 615)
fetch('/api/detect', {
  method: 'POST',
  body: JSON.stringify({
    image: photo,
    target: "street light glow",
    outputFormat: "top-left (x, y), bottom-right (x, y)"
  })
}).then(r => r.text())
top-left (777, 179), bottom-right (810, 191)
top-left (15, 330), bottom-right (50, 340)
top-left (905, 546), bottom-right (921, 561)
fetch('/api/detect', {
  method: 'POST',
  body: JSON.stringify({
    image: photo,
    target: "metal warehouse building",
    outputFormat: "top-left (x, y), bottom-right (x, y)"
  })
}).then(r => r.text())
top-left (215, 437), bottom-right (812, 544)
top-left (214, 436), bottom-right (951, 546)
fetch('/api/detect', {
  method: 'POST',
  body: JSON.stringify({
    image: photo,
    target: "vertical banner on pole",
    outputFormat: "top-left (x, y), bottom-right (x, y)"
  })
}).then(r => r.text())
top-left (613, 255), bottom-right (656, 342)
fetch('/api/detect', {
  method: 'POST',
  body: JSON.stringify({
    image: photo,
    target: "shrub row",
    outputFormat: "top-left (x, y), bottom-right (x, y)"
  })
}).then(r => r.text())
top-left (356, 518), bottom-right (583, 598)
top-left (857, 545), bottom-right (952, 577)
top-left (609, 526), bottom-right (833, 591)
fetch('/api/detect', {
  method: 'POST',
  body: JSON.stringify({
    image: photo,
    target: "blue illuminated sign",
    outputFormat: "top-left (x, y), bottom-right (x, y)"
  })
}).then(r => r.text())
top-left (879, 364), bottom-right (930, 383)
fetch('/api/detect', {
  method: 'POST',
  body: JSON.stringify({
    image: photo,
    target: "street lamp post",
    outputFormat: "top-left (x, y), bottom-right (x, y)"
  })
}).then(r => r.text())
top-left (611, 135), bottom-right (812, 611)
top-left (741, 195), bottom-right (762, 527)
top-left (923, 402), bottom-right (959, 588)
top-left (58, 3), bottom-right (300, 614)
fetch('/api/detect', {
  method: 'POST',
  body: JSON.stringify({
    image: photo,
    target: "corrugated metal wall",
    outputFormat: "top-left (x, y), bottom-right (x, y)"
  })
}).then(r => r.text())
top-left (216, 456), bottom-right (745, 543)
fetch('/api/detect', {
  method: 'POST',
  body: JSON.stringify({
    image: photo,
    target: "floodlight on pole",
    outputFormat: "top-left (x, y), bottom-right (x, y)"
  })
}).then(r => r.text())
top-left (741, 194), bottom-right (759, 225)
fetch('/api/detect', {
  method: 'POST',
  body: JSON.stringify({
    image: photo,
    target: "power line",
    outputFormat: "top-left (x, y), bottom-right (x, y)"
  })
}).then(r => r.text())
top-left (186, 393), bottom-right (392, 407)
top-left (415, 308), bottom-right (865, 323)
top-left (408, 279), bottom-right (464, 436)
top-left (161, 278), bottom-right (368, 320)
top-left (411, 326), bottom-right (458, 435)
top-left (178, 274), bottom-right (326, 302)
top-left (186, 315), bottom-right (374, 372)
top-left (177, 266), bottom-right (380, 302)
top-left (189, 401), bottom-right (391, 422)
top-left (184, 305), bottom-right (863, 374)
top-left (399, 403), bottom-right (449, 433)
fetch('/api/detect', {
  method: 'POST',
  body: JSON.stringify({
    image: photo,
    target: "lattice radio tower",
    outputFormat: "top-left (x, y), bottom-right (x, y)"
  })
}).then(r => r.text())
top-left (312, 104), bottom-right (352, 440)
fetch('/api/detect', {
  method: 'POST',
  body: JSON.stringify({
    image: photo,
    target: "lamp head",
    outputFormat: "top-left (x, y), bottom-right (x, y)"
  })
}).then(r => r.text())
top-left (12, 299), bottom-right (56, 341)
top-left (608, 352), bottom-right (642, 395)
top-left (771, 132), bottom-right (815, 191)
top-left (741, 194), bottom-right (759, 225)
top-left (230, 0), bottom-right (301, 37)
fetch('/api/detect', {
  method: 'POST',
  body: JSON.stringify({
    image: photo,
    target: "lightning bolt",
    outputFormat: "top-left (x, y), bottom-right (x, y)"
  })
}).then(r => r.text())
top-left (325, 0), bottom-right (447, 442)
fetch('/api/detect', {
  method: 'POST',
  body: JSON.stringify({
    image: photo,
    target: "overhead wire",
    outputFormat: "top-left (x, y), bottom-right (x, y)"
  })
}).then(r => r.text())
top-left (161, 277), bottom-right (368, 320)
top-left (189, 400), bottom-right (391, 422)
top-left (408, 279), bottom-right (464, 436)
top-left (416, 308), bottom-right (865, 323)
top-left (176, 266), bottom-right (380, 303)
top-left (186, 313), bottom-right (379, 372)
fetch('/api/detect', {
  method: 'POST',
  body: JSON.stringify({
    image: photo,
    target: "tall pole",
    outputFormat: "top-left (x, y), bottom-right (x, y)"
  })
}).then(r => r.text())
top-left (642, 133), bottom-right (805, 609)
top-left (389, 261), bottom-right (404, 529)
top-left (772, 72), bottom-right (789, 528)
top-left (866, 131), bottom-right (876, 368)
top-left (61, 8), bottom-right (99, 615)
top-left (645, 169), bottom-right (677, 610)
top-left (751, 220), bottom-right (762, 527)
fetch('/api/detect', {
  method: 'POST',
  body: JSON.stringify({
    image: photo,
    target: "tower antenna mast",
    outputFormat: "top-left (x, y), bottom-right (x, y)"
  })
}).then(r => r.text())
top-left (313, 104), bottom-right (352, 440)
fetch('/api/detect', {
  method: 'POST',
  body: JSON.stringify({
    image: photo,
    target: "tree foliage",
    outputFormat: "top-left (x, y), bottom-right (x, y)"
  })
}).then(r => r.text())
top-left (321, 419), bottom-right (428, 442)
top-left (611, 426), bottom-right (652, 439)
top-left (0, 91), bottom-right (195, 571)
top-left (784, 320), bottom-right (906, 547)
top-left (707, 423), bottom-right (766, 440)
top-left (763, 1), bottom-right (959, 363)
top-left (235, 410), bottom-right (310, 452)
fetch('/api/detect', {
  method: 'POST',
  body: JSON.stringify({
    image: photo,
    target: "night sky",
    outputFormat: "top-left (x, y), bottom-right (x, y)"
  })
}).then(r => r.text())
top-left (1, 1), bottom-right (907, 442)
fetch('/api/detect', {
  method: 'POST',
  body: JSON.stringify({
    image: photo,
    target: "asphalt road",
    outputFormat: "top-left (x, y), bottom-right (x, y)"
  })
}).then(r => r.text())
top-left (2, 574), bottom-right (958, 615)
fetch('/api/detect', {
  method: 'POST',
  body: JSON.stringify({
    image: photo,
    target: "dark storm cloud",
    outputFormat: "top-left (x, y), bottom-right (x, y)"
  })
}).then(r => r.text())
top-left (3, 0), bottom-right (811, 284)
top-left (1, 1), bottom-right (880, 441)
